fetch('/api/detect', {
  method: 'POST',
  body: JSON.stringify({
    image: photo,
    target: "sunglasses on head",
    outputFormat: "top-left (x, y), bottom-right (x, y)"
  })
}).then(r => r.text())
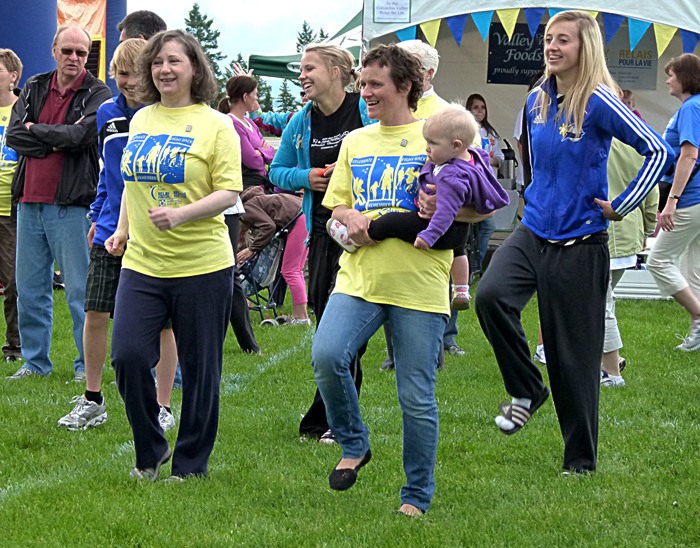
top-left (58, 47), bottom-right (89, 58)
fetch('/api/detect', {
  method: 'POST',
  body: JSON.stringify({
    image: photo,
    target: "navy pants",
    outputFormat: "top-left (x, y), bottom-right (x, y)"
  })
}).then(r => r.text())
top-left (475, 225), bottom-right (608, 472)
top-left (112, 267), bottom-right (233, 476)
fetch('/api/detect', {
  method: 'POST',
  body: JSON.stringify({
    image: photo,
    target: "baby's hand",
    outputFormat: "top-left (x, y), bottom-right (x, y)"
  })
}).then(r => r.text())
top-left (414, 237), bottom-right (430, 250)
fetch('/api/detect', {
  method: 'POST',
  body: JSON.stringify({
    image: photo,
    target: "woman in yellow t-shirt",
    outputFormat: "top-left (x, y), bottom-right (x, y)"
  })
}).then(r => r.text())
top-left (0, 48), bottom-right (22, 363)
top-left (106, 30), bottom-right (242, 481)
top-left (312, 44), bottom-right (487, 517)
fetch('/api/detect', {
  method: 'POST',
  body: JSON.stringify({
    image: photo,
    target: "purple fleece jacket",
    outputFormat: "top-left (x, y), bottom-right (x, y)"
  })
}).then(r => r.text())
top-left (417, 147), bottom-right (510, 247)
top-left (228, 114), bottom-right (275, 176)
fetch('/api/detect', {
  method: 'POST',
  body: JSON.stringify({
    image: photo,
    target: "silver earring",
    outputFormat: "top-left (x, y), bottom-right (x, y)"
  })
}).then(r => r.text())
top-left (9, 83), bottom-right (14, 91)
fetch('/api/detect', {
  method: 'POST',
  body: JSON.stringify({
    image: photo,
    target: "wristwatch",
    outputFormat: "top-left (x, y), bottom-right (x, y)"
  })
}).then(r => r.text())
top-left (669, 193), bottom-right (681, 200)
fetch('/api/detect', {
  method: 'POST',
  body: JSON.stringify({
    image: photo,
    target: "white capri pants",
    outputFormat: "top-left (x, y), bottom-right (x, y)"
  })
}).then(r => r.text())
top-left (604, 269), bottom-right (626, 353)
top-left (647, 202), bottom-right (700, 299)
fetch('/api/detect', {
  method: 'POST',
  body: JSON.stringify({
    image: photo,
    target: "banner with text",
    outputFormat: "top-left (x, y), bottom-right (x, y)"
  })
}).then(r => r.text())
top-left (605, 30), bottom-right (658, 90)
top-left (487, 23), bottom-right (545, 85)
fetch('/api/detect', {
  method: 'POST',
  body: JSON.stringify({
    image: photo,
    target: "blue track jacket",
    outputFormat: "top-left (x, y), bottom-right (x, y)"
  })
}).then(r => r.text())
top-left (524, 77), bottom-right (675, 240)
top-left (89, 94), bottom-right (142, 247)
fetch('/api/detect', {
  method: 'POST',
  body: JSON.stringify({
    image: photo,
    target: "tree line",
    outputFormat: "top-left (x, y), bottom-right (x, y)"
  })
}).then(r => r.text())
top-left (185, 3), bottom-right (327, 113)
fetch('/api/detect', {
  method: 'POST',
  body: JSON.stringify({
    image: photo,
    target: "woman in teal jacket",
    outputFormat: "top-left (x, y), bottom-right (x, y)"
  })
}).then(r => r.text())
top-left (269, 44), bottom-right (372, 442)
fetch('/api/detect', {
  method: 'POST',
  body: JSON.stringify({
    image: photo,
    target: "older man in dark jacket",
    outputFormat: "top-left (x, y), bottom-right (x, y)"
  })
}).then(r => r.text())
top-left (6, 24), bottom-right (110, 380)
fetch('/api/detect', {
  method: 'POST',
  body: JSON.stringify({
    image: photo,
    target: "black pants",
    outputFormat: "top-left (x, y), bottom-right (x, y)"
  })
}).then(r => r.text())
top-left (369, 211), bottom-right (469, 255)
top-left (112, 267), bottom-right (233, 476)
top-left (300, 230), bottom-right (363, 438)
top-left (225, 214), bottom-right (260, 353)
top-left (475, 224), bottom-right (608, 472)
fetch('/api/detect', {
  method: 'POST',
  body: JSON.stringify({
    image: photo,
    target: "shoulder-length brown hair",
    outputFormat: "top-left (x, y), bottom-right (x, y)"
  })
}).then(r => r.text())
top-left (665, 54), bottom-right (700, 96)
top-left (138, 29), bottom-right (218, 105)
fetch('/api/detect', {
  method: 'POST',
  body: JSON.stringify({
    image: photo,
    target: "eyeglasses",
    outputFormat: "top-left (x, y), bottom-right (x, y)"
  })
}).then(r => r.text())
top-left (57, 47), bottom-right (89, 58)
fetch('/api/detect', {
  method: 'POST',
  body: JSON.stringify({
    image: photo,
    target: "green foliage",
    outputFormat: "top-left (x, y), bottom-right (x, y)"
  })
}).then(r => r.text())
top-left (221, 54), bottom-right (274, 113)
top-left (296, 20), bottom-right (317, 53)
top-left (0, 293), bottom-right (697, 544)
top-left (185, 3), bottom-right (226, 105)
top-left (276, 79), bottom-right (299, 113)
top-left (318, 27), bottom-right (329, 41)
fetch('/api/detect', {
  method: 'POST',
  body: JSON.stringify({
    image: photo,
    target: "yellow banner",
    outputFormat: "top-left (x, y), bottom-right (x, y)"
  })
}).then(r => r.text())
top-left (653, 23), bottom-right (677, 56)
top-left (496, 9), bottom-right (520, 39)
top-left (420, 19), bottom-right (441, 47)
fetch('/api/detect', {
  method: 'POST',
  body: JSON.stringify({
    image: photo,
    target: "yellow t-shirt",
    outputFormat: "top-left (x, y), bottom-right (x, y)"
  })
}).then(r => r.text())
top-left (120, 103), bottom-right (242, 278)
top-left (323, 121), bottom-right (451, 315)
top-left (0, 104), bottom-right (18, 217)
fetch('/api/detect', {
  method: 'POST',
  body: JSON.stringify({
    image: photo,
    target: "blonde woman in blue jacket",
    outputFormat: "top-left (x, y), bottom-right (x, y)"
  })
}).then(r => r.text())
top-left (475, 10), bottom-right (673, 475)
top-left (269, 44), bottom-right (372, 443)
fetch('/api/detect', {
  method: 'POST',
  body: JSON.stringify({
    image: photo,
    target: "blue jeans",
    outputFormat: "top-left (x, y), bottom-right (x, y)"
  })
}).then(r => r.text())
top-left (312, 293), bottom-right (447, 512)
top-left (478, 216), bottom-right (496, 266)
top-left (16, 203), bottom-right (90, 375)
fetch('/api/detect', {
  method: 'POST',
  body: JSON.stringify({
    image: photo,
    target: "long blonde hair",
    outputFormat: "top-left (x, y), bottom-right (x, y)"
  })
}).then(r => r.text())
top-left (534, 10), bottom-right (615, 137)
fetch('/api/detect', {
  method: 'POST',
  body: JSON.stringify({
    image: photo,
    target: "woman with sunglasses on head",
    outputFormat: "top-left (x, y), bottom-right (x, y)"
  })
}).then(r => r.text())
top-left (106, 30), bottom-right (241, 481)
top-left (269, 44), bottom-right (372, 444)
top-left (475, 11), bottom-right (673, 475)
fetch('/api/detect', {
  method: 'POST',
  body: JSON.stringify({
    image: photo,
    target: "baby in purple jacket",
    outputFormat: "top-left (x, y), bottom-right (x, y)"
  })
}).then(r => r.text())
top-left (328, 105), bottom-right (509, 308)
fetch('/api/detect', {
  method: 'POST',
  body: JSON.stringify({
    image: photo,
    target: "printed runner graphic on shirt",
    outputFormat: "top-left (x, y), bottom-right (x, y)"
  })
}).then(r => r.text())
top-left (350, 154), bottom-right (426, 213)
top-left (121, 133), bottom-right (193, 184)
top-left (0, 125), bottom-right (18, 166)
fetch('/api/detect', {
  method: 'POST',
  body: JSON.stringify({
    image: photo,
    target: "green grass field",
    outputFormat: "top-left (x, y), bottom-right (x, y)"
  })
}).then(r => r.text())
top-left (0, 291), bottom-right (697, 546)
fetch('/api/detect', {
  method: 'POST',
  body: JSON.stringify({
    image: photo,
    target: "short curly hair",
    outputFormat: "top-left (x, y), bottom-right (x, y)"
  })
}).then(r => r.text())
top-left (137, 30), bottom-right (218, 105)
top-left (361, 44), bottom-right (423, 112)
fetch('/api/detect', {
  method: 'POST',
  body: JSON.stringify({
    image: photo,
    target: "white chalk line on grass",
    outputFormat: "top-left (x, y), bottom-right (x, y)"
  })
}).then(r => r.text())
top-left (0, 439), bottom-right (135, 507)
top-left (220, 329), bottom-right (313, 396)
top-left (1, 334), bottom-right (314, 505)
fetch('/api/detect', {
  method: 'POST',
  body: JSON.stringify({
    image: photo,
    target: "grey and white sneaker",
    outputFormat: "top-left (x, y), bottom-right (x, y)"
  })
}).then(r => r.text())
top-left (533, 344), bottom-right (546, 364)
top-left (130, 447), bottom-right (172, 481)
top-left (319, 429), bottom-right (337, 445)
top-left (600, 371), bottom-right (625, 388)
top-left (6, 365), bottom-right (41, 380)
top-left (70, 371), bottom-right (87, 383)
top-left (158, 406), bottom-right (176, 432)
top-left (676, 320), bottom-right (700, 352)
top-left (58, 395), bottom-right (107, 430)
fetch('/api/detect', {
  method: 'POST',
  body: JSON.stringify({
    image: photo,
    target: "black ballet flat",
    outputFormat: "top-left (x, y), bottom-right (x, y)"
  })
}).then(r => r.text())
top-left (328, 449), bottom-right (372, 491)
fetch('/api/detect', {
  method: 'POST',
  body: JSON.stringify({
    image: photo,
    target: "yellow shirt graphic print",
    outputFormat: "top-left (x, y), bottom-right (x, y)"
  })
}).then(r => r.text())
top-left (121, 133), bottom-right (193, 185)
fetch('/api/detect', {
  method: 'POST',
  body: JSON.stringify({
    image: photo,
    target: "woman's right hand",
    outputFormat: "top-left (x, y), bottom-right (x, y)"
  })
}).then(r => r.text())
top-left (659, 201), bottom-right (677, 231)
top-left (309, 168), bottom-right (331, 191)
top-left (105, 229), bottom-right (127, 256)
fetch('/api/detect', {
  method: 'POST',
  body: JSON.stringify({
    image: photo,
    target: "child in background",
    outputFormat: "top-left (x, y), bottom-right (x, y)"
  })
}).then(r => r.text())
top-left (328, 104), bottom-right (509, 309)
top-left (621, 90), bottom-right (644, 120)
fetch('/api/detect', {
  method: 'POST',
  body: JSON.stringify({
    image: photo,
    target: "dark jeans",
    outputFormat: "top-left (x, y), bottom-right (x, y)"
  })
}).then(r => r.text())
top-left (300, 230), bottom-right (363, 438)
top-left (0, 214), bottom-right (20, 357)
top-left (475, 224), bottom-right (608, 472)
top-left (225, 214), bottom-right (260, 353)
top-left (112, 267), bottom-right (233, 476)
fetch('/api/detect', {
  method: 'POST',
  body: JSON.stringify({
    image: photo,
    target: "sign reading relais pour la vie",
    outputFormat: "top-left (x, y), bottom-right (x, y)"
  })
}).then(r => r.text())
top-left (487, 23), bottom-right (545, 86)
top-left (605, 30), bottom-right (658, 90)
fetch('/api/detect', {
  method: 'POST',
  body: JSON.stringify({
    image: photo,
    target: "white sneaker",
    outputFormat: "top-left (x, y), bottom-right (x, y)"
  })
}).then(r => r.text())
top-left (58, 395), bottom-right (107, 430)
top-left (600, 371), bottom-right (626, 387)
top-left (6, 365), bottom-right (41, 380)
top-left (533, 344), bottom-right (546, 364)
top-left (676, 320), bottom-right (700, 351)
top-left (318, 429), bottom-right (337, 445)
top-left (158, 406), bottom-right (176, 432)
top-left (326, 219), bottom-right (357, 253)
top-left (288, 317), bottom-right (312, 326)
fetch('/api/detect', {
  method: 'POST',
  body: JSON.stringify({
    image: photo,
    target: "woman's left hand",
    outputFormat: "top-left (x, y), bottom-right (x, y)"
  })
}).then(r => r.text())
top-left (148, 207), bottom-right (184, 230)
top-left (593, 198), bottom-right (623, 221)
top-left (659, 202), bottom-right (676, 231)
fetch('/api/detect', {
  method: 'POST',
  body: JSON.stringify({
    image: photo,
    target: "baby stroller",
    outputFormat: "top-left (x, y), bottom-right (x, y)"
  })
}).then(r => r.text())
top-left (238, 211), bottom-right (303, 326)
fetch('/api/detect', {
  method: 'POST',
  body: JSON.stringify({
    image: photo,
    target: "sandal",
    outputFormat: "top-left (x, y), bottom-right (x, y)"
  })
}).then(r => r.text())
top-left (496, 387), bottom-right (550, 435)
